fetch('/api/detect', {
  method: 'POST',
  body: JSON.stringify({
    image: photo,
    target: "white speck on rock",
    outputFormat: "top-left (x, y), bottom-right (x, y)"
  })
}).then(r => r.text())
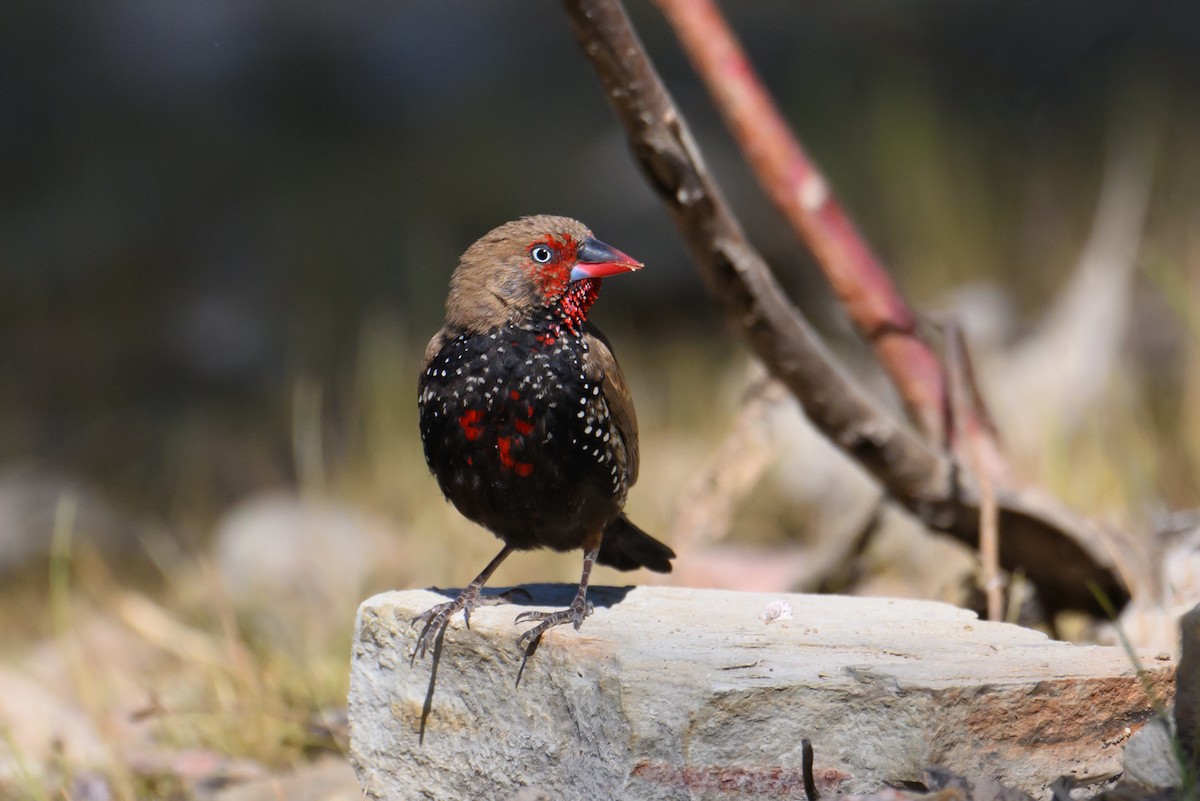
top-left (760, 599), bottom-right (794, 624)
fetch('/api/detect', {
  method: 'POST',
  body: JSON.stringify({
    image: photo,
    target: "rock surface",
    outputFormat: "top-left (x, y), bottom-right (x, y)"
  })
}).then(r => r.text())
top-left (1122, 716), bottom-right (1182, 790)
top-left (348, 586), bottom-right (1174, 800)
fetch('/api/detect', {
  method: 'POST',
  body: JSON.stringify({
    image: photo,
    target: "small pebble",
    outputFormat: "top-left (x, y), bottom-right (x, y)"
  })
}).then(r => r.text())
top-left (760, 599), bottom-right (793, 624)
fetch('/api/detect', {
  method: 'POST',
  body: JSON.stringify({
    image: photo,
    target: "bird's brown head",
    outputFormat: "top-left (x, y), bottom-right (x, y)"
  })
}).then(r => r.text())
top-left (444, 215), bottom-right (642, 333)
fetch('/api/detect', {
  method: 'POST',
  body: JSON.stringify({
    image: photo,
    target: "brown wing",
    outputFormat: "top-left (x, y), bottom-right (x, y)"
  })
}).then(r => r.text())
top-left (584, 327), bottom-right (639, 485)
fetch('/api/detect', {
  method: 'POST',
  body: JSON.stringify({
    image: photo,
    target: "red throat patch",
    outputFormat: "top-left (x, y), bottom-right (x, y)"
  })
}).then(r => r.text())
top-left (557, 278), bottom-right (601, 334)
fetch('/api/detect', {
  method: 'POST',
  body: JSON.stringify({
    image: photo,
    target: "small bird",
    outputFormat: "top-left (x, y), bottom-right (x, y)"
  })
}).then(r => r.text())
top-left (415, 215), bottom-right (675, 656)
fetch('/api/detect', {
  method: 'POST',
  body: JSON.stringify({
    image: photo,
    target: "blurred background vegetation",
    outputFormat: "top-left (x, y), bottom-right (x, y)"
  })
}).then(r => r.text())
top-left (2, 1), bottom-right (1199, 797)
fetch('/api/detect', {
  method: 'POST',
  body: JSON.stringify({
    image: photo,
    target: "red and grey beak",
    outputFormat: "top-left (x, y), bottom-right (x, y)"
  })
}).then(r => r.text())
top-left (570, 237), bottom-right (643, 281)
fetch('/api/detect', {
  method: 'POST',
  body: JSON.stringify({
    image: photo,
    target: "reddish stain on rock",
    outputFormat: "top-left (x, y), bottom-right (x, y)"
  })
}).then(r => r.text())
top-left (962, 674), bottom-right (1174, 748)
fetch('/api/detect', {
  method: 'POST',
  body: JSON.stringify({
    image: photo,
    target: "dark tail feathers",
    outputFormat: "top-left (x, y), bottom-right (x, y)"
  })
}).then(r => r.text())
top-left (597, 514), bottom-right (675, 573)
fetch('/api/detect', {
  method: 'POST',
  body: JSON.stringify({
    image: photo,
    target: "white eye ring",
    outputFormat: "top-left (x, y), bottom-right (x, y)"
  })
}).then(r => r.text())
top-left (530, 245), bottom-right (553, 264)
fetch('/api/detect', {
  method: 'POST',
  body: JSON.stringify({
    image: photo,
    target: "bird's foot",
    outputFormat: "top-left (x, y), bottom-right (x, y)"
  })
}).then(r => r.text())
top-left (514, 597), bottom-right (594, 652)
top-left (412, 587), bottom-right (531, 660)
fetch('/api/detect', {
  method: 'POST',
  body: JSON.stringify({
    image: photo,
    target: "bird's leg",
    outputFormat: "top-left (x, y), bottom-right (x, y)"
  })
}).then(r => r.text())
top-left (515, 543), bottom-right (599, 652)
top-left (412, 544), bottom-right (515, 660)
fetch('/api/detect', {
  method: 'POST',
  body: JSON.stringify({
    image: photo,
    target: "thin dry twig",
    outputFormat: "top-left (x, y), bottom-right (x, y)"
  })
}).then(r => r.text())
top-left (563, 0), bottom-right (1130, 615)
top-left (942, 322), bottom-right (1003, 622)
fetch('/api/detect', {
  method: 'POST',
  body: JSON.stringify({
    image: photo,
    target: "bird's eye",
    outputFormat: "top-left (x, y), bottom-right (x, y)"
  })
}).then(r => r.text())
top-left (530, 245), bottom-right (554, 264)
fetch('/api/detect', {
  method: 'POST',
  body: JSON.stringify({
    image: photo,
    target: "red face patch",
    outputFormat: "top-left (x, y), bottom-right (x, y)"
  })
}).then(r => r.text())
top-left (525, 233), bottom-right (579, 303)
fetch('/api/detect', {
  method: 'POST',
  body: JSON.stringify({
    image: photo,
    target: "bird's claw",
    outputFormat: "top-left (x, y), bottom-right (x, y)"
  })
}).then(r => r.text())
top-left (412, 587), bottom-right (532, 661)
top-left (412, 598), bottom-right (465, 662)
top-left (514, 599), bottom-right (594, 652)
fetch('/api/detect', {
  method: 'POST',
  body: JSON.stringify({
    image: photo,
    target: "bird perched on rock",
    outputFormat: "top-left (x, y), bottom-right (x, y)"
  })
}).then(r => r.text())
top-left (415, 215), bottom-right (675, 656)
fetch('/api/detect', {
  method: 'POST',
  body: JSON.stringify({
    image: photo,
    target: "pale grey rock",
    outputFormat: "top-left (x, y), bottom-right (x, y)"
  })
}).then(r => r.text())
top-left (1111, 527), bottom-right (1200, 656)
top-left (349, 587), bottom-right (1173, 801)
top-left (213, 493), bottom-right (401, 646)
top-left (1122, 715), bottom-right (1181, 790)
top-left (215, 493), bottom-right (374, 605)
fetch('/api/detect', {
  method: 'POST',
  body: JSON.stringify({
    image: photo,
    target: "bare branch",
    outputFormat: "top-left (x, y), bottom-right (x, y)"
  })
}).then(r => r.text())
top-left (563, 0), bottom-right (1131, 614)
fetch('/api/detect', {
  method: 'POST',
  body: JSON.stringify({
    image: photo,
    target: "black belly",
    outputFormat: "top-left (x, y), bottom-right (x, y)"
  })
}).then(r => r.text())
top-left (418, 326), bottom-right (628, 552)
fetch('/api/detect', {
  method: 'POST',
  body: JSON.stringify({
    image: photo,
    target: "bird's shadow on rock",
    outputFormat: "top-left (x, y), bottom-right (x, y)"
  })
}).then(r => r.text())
top-left (424, 582), bottom-right (635, 610)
